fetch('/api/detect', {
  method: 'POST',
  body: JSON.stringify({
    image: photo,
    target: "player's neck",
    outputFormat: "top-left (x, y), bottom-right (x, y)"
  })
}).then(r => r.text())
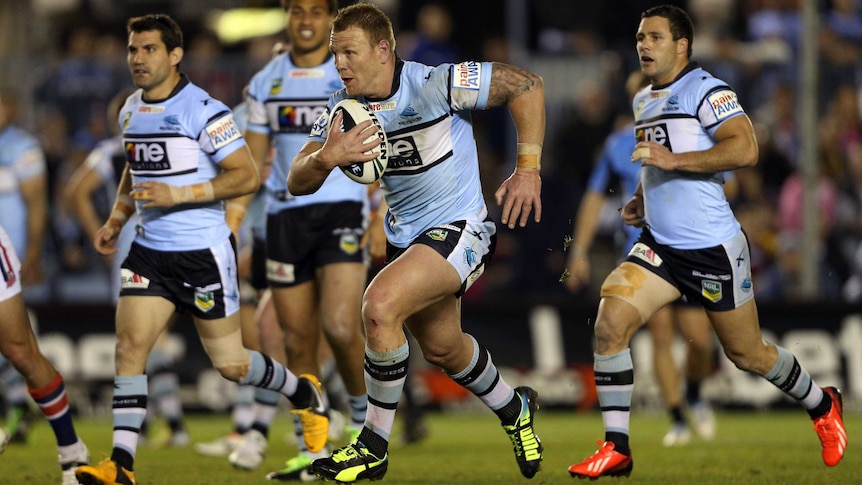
top-left (290, 47), bottom-right (330, 69)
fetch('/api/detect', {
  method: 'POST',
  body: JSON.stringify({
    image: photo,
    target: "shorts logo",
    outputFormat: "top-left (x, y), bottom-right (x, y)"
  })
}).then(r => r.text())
top-left (340, 234), bottom-right (360, 255)
top-left (628, 242), bottom-right (663, 267)
top-left (120, 269), bottom-right (150, 289)
top-left (266, 259), bottom-right (295, 284)
top-left (427, 229), bottom-right (448, 241)
top-left (463, 247), bottom-right (476, 267)
top-left (195, 290), bottom-right (215, 312)
top-left (702, 280), bottom-right (722, 302)
top-left (741, 277), bottom-right (752, 293)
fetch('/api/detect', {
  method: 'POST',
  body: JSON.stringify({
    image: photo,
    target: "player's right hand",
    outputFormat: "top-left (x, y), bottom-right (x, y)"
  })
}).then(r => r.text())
top-left (94, 219), bottom-right (122, 256)
top-left (621, 194), bottom-right (645, 227)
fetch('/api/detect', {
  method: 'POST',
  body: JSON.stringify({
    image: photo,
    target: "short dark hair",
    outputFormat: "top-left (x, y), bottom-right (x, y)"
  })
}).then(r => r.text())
top-left (127, 14), bottom-right (184, 52)
top-left (642, 4), bottom-right (693, 59)
top-left (332, 2), bottom-right (396, 54)
top-left (282, 0), bottom-right (339, 15)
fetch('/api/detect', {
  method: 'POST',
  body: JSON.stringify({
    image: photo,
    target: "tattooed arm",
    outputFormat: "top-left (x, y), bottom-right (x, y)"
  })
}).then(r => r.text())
top-left (487, 63), bottom-right (545, 147)
top-left (487, 62), bottom-right (546, 228)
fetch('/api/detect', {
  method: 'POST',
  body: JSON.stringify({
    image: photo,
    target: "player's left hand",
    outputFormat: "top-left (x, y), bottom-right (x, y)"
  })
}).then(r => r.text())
top-left (495, 169), bottom-right (542, 229)
top-left (131, 181), bottom-right (179, 208)
top-left (632, 141), bottom-right (677, 170)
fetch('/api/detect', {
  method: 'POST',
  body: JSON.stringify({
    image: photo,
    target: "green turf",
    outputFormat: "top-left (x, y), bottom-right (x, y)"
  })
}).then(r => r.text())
top-left (1, 409), bottom-right (857, 484)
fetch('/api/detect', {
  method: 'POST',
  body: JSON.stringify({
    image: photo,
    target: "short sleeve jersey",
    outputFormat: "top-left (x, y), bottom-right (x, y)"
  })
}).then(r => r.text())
top-left (119, 76), bottom-right (245, 251)
top-left (308, 59), bottom-right (492, 247)
top-left (632, 63), bottom-right (742, 249)
top-left (0, 125), bottom-right (46, 255)
top-left (245, 53), bottom-right (363, 213)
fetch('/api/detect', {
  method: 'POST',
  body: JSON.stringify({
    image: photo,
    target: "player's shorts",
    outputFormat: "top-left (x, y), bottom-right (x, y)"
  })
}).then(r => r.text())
top-left (250, 236), bottom-right (268, 291)
top-left (386, 218), bottom-right (497, 297)
top-left (624, 227), bottom-right (754, 312)
top-left (265, 201), bottom-right (366, 288)
top-left (0, 224), bottom-right (22, 302)
top-left (119, 237), bottom-right (240, 319)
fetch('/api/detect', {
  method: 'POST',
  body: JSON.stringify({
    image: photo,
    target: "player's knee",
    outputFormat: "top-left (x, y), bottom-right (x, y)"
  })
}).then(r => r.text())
top-left (215, 363), bottom-right (249, 382)
top-left (722, 347), bottom-right (756, 373)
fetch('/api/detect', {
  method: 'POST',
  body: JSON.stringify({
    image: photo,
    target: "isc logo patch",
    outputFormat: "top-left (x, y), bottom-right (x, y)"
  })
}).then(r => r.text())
top-left (628, 242), bottom-right (663, 267)
top-left (121, 268), bottom-right (150, 289)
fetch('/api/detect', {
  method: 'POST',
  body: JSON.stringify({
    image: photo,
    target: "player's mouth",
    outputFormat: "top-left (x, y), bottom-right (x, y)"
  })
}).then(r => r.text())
top-left (640, 55), bottom-right (654, 65)
top-left (299, 29), bottom-right (314, 40)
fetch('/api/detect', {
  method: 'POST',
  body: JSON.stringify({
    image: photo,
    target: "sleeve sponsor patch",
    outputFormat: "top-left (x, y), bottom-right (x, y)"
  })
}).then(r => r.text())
top-left (707, 89), bottom-right (743, 121)
top-left (452, 61), bottom-right (481, 90)
top-left (205, 113), bottom-right (242, 150)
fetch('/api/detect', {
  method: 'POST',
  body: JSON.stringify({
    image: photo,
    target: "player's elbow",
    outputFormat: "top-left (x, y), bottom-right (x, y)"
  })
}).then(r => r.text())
top-left (741, 139), bottom-right (759, 168)
top-left (238, 166), bottom-right (260, 196)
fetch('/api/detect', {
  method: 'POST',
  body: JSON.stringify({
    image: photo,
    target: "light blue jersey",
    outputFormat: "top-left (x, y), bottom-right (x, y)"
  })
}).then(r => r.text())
top-left (588, 123), bottom-right (641, 255)
top-left (0, 125), bottom-right (46, 256)
top-left (245, 52), bottom-right (362, 213)
top-left (309, 59), bottom-right (492, 247)
top-left (632, 63), bottom-right (742, 249)
top-left (119, 75), bottom-right (245, 251)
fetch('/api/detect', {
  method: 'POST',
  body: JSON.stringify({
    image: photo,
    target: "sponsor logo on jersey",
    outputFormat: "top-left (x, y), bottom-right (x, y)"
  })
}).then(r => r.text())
top-left (388, 136), bottom-right (423, 168)
top-left (663, 95), bottom-right (681, 112)
top-left (161, 115), bottom-right (182, 131)
top-left (270, 78), bottom-right (283, 94)
top-left (453, 61), bottom-right (481, 90)
top-left (628, 242), bottom-right (663, 267)
top-left (340, 234), bottom-right (360, 255)
top-left (649, 89), bottom-right (670, 99)
top-left (120, 268), bottom-right (150, 289)
top-left (122, 111), bottom-right (132, 131)
top-left (708, 89), bottom-right (743, 120)
top-left (289, 69), bottom-right (325, 78)
top-left (137, 105), bottom-right (166, 113)
top-left (635, 123), bottom-right (673, 151)
top-left (427, 229), bottom-right (448, 241)
top-left (702, 280), bottom-right (722, 302)
top-left (276, 103), bottom-right (327, 133)
top-left (126, 141), bottom-right (172, 171)
top-left (266, 259), bottom-right (295, 284)
top-left (636, 99), bottom-right (646, 118)
top-left (205, 114), bottom-right (242, 150)
top-left (366, 100), bottom-right (396, 112)
top-left (194, 290), bottom-right (215, 312)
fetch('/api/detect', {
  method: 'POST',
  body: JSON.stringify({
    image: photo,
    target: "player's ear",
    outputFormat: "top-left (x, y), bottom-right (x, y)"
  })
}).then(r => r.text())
top-left (170, 46), bottom-right (184, 68)
top-left (677, 38), bottom-right (687, 57)
top-left (376, 39), bottom-right (390, 63)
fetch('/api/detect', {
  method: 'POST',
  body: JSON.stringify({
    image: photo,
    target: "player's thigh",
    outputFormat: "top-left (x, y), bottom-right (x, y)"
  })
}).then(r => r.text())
top-left (115, 295), bottom-right (176, 351)
top-left (675, 305), bottom-right (713, 349)
top-left (599, 262), bottom-right (680, 330)
top-left (706, 299), bottom-right (769, 366)
top-left (646, 305), bottom-right (675, 349)
top-left (270, 282), bottom-right (319, 336)
top-left (365, 244), bottom-right (461, 325)
top-left (193, 312), bottom-right (248, 368)
top-left (317, 261), bottom-right (366, 331)
top-left (0, 293), bottom-right (39, 359)
top-left (404, 294), bottom-right (463, 364)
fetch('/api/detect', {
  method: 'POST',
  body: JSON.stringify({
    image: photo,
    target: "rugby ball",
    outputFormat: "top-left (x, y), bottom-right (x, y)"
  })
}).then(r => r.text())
top-left (329, 99), bottom-right (388, 184)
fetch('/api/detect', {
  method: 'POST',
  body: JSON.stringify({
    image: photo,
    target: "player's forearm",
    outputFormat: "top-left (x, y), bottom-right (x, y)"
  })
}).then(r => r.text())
top-left (571, 190), bottom-right (605, 254)
top-left (287, 149), bottom-right (331, 196)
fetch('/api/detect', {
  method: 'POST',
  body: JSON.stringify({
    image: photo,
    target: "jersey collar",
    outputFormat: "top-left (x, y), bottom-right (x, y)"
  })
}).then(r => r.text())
top-left (366, 58), bottom-right (404, 103)
top-left (651, 62), bottom-right (700, 90)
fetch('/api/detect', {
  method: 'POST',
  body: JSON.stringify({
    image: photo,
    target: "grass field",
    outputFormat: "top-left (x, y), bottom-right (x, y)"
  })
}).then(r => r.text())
top-left (2, 409), bottom-right (857, 484)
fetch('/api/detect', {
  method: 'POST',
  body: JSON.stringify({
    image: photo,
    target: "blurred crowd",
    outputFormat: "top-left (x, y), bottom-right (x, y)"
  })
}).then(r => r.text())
top-left (5, 0), bottom-right (862, 305)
